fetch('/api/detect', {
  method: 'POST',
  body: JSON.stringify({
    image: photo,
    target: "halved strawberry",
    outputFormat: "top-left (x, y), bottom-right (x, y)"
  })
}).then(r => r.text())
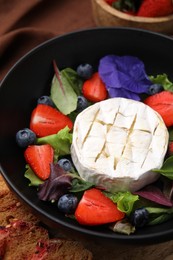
top-left (137, 0), bottom-right (173, 18)
top-left (75, 188), bottom-right (125, 226)
top-left (144, 91), bottom-right (173, 127)
top-left (30, 104), bottom-right (73, 137)
top-left (24, 144), bottom-right (54, 180)
top-left (82, 72), bottom-right (108, 102)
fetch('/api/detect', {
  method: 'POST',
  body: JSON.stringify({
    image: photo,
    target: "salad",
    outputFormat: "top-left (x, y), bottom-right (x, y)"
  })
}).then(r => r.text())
top-left (16, 55), bottom-right (173, 235)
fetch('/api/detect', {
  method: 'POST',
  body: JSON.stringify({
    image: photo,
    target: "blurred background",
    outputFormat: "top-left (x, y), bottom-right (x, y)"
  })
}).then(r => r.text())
top-left (0, 0), bottom-right (95, 81)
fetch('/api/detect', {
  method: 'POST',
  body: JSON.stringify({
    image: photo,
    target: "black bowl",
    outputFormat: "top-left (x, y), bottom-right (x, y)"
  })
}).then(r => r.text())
top-left (1, 27), bottom-right (173, 245)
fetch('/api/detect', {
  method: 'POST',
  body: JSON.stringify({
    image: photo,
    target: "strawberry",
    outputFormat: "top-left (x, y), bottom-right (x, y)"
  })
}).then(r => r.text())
top-left (168, 141), bottom-right (173, 155)
top-left (105, 0), bottom-right (115, 4)
top-left (144, 91), bottom-right (173, 127)
top-left (24, 144), bottom-right (54, 180)
top-left (137, 0), bottom-right (173, 17)
top-left (75, 188), bottom-right (125, 226)
top-left (82, 72), bottom-right (108, 102)
top-left (30, 104), bottom-right (73, 137)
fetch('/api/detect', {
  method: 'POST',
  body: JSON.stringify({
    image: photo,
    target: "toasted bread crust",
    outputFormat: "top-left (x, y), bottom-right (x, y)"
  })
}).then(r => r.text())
top-left (0, 175), bottom-right (93, 259)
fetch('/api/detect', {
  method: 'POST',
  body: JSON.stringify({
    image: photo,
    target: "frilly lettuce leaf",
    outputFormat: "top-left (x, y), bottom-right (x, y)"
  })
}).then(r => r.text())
top-left (24, 165), bottom-right (44, 186)
top-left (104, 191), bottom-right (139, 216)
top-left (149, 74), bottom-right (173, 92)
top-left (37, 126), bottom-right (72, 161)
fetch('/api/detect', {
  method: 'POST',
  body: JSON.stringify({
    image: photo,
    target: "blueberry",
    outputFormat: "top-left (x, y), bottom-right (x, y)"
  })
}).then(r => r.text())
top-left (76, 96), bottom-right (88, 112)
top-left (147, 84), bottom-right (163, 96)
top-left (16, 128), bottom-right (36, 148)
top-left (37, 96), bottom-right (54, 107)
top-left (58, 158), bottom-right (73, 172)
top-left (57, 194), bottom-right (78, 214)
top-left (76, 63), bottom-right (93, 79)
top-left (130, 208), bottom-right (149, 228)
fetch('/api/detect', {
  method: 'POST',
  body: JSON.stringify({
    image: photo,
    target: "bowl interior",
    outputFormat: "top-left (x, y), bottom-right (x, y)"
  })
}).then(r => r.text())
top-left (1, 27), bottom-right (173, 244)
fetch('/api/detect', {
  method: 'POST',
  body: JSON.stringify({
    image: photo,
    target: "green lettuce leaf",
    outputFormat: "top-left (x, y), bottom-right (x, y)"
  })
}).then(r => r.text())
top-left (149, 74), bottom-right (173, 92)
top-left (146, 206), bottom-right (173, 225)
top-left (169, 128), bottom-right (173, 141)
top-left (70, 177), bottom-right (94, 193)
top-left (61, 68), bottom-right (83, 96)
top-left (104, 191), bottom-right (139, 216)
top-left (37, 126), bottom-right (72, 160)
top-left (50, 61), bottom-right (78, 115)
top-left (24, 165), bottom-right (43, 186)
top-left (153, 156), bottom-right (173, 180)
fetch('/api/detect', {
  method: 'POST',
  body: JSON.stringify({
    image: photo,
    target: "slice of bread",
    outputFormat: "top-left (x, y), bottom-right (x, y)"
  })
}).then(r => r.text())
top-left (0, 175), bottom-right (93, 259)
top-left (0, 175), bottom-right (39, 226)
top-left (0, 220), bottom-right (49, 259)
top-left (29, 238), bottom-right (93, 259)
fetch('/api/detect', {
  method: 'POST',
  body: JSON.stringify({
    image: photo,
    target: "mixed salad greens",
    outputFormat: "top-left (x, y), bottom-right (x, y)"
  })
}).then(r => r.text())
top-left (16, 55), bottom-right (173, 235)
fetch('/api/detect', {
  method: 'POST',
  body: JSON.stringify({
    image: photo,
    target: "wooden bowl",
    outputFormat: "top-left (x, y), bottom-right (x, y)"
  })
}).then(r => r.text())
top-left (91, 0), bottom-right (173, 34)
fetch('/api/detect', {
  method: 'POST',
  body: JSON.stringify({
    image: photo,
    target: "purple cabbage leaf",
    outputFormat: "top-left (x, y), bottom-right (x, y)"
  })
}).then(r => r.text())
top-left (134, 183), bottom-right (173, 207)
top-left (38, 163), bottom-right (72, 202)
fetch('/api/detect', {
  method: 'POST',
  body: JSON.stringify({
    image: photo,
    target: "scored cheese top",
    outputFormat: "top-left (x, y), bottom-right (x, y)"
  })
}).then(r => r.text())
top-left (71, 98), bottom-right (169, 192)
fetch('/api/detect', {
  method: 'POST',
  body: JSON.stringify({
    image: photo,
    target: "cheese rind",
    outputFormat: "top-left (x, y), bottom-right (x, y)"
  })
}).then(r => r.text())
top-left (71, 98), bottom-right (169, 192)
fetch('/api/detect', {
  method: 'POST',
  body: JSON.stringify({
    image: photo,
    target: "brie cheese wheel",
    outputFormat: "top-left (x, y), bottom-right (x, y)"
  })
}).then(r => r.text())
top-left (71, 98), bottom-right (169, 192)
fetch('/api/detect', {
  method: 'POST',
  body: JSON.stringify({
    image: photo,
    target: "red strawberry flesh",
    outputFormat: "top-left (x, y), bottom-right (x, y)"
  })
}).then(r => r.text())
top-left (24, 144), bottom-right (54, 180)
top-left (75, 188), bottom-right (125, 226)
top-left (137, 0), bottom-right (173, 17)
top-left (30, 104), bottom-right (73, 137)
top-left (144, 91), bottom-right (173, 127)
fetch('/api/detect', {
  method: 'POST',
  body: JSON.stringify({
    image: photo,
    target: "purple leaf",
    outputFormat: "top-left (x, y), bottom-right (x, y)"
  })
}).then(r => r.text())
top-left (53, 60), bottom-right (66, 96)
top-left (38, 163), bottom-right (72, 201)
top-left (134, 185), bottom-right (173, 207)
top-left (162, 178), bottom-right (173, 201)
top-left (98, 55), bottom-right (152, 100)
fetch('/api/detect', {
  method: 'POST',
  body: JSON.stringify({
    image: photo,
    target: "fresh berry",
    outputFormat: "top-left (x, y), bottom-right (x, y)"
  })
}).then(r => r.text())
top-left (75, 188), bottom-right (125, 226)
top-left (58, 158), bottom-right (73, 172)
top-left (57, 194), bottom-right (78, 214)
top-left (168, 141), bottom-right (173, 155)
top-left (144, 91), bottom-right (173, 127)
top-left (37, 95), bottom-right (54, 107)
top-left (82, 72), bottom-right (108, 102)
top-left (76, 63), bottom-right (93, 79)
top-left (130, 208), bottom-right (149, 227)
top-left (24, 144), bottom-right (54, 180)
top-left (30, 104), bottom-right (73, 137)
top-left (147, 84), bottom-right (163, 96)
top-left (137, 0), bottom-right (173, 17)
top-left (105, 0), bottom-right (115, 5)
top-left (16, 128), bottom-right (36, 148)
top-left (76, 96), bottom-right (88, 112)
